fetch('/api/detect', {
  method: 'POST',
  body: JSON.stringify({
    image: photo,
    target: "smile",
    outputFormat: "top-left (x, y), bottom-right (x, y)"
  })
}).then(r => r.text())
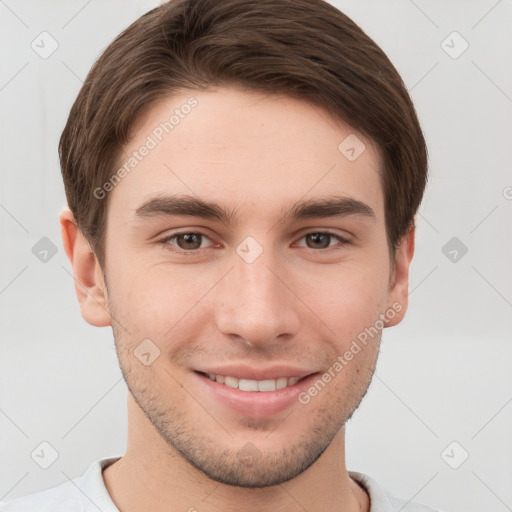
top-left (201, 372), bottom-right (303, 392)
top-left (194, 370), bottom-right (320, 417)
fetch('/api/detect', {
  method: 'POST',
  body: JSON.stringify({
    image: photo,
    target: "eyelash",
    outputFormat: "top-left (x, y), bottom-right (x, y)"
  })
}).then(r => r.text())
top-left (158, 231), bottom-right (351, 254)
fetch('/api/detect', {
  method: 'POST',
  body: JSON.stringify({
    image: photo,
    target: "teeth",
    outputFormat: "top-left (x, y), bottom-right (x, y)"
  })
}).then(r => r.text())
top-left (257, 379), bottom-right (276, 392)
top-left (205, 373), bottom-right (303, 392)
top-left (224, 376), bottom-right (239, 389)
top-left (239, 379), bottom-right (259, 391)
top-left (276, 377), bottom-right (288, 389)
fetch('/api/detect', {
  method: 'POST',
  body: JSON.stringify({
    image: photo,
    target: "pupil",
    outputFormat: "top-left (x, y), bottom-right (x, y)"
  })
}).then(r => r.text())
top-left (308, 233), bottom-right (329, 249)
top-left (180, 233), bottom-right (200, 249)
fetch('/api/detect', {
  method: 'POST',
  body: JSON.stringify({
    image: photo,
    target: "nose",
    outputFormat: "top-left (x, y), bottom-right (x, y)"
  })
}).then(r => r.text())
top-left (215, 251), bottom-right (300, 348)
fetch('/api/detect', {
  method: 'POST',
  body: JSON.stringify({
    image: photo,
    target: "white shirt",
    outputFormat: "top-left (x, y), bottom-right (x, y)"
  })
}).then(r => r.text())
top-left (0, 456), bottom-right (441, 511)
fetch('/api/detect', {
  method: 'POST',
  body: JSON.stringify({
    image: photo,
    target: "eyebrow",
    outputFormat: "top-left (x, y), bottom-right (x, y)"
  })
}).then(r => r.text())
top-left (134, 194), bottom-right (375, 225)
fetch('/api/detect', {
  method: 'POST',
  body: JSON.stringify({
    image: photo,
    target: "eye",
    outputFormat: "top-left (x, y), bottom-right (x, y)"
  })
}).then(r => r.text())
top-left (161, 232), bottom-right (215, 251)
top-left (159, 230), bottom-right (350, 254)
top-left (296, 232), bottom-right (350, 250)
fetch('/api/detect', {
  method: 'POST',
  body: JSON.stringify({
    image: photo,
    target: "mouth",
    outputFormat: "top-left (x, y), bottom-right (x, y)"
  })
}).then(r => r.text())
top-left (195, 371), bottom-right (311, 392)
top-left (193, 370), bottom-right (321, 417)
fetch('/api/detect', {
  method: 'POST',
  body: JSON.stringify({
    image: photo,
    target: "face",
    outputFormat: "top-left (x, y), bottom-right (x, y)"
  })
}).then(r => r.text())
top-left (74, 86), bottom-right (412, 487)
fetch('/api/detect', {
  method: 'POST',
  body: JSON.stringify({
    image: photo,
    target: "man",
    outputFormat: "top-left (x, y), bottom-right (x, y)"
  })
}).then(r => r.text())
top-left (1, 0), bottom-right (440, 510)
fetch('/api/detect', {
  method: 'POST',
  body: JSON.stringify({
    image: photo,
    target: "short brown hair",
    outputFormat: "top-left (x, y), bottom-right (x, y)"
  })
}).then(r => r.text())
top-left (59, 0), bottom-right (427, 268)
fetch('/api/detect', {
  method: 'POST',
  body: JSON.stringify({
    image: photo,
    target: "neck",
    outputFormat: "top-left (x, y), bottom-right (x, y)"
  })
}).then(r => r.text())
top-left (102, 394), bottom-right (369, 512)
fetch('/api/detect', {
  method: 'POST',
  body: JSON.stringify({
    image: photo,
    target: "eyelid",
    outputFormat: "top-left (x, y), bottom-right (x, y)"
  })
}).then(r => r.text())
top-left (294, 231), bottom-right (350, 245)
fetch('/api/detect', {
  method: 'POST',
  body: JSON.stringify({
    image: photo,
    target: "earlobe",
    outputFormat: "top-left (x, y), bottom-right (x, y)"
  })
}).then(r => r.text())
top-left (59, 207), bottom-right (112, 328)
top-left (384, 227), bottom-right (415, 328)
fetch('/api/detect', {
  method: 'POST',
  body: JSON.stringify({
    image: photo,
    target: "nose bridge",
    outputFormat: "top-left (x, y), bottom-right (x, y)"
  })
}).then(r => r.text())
top-left (216, 248), bottom-right (299, 346)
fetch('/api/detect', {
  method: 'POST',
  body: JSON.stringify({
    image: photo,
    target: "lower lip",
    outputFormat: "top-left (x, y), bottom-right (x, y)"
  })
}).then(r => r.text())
top-left (194, 371), bottom-right (320, 417)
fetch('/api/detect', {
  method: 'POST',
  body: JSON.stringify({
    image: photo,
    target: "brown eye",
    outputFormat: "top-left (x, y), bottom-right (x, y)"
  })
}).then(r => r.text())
top-left (305, 233), bottom-right (332, 249)
top-left (161, 232), bottom-right (212, 252)
top-left (175, 233), bottom-right (203, 250)
top-left (296, 231), bottom-right (351, 251)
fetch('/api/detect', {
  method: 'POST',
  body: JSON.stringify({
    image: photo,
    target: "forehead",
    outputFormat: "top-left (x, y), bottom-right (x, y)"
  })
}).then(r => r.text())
top-left (109, 86), bottom-right (384, 222)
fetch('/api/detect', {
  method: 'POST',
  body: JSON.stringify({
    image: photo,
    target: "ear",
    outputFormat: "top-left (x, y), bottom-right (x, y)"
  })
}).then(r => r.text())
top-left (384, 226), bottom-right (415, 327)
top-left (59, 207), bottom-right (112, 327)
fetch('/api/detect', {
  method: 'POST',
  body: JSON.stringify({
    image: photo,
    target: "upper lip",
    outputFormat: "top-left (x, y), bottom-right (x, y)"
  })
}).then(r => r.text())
top-left (194, 365), bottom-right (317, 381)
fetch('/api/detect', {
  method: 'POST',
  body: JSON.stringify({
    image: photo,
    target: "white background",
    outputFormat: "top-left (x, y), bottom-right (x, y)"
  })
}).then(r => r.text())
top-left (1, 1), bottom-right (511, 511)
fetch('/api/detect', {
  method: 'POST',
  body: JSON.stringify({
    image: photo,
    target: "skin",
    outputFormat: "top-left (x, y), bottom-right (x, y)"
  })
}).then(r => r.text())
top-left (60, 86), bottom-right (414, 512)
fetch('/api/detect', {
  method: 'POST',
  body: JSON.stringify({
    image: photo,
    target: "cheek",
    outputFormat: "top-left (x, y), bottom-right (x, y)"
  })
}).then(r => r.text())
top-left (107, 259), bottom-right (215, 342)
top-left (304, 260), bottom-right (391, 344)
